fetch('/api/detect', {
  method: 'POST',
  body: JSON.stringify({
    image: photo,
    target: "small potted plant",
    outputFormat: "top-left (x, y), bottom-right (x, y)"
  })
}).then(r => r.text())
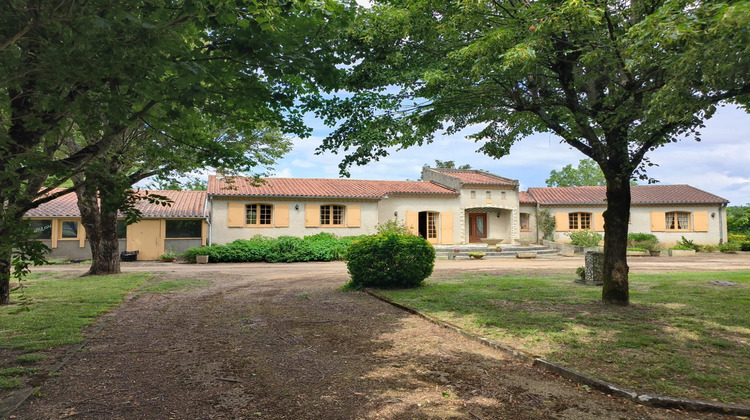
top-left (468, 252), bottom-right (485, 260)
top-left (159, 251), bottom-right (177, 262)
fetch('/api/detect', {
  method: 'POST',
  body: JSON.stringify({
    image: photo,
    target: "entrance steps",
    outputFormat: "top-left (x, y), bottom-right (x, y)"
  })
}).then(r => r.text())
top-left (433, 244), bottom-right (559, 260)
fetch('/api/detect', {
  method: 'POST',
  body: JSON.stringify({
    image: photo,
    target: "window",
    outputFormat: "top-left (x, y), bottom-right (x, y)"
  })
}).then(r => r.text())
top-left (61, 221), bottom-right (78, 238)
top-left (666, 212), bottom-right (690, 230)
top-left (426, 212), bottom-right (438, 239)
top-left (520, 213), bottom-right (530, 231)
top-left (470, 191), bottom-right (476, 199)
top-left (246, 204), bottom-right (272, 226)
top-left (117, 220), bottom-right (128, 239)
top-left (320, 205), bottom-right (344, 225)
top-left (166, 220), bottom-right (202, 238)
top-left (500, 191), bottom-right (506, 199)
top-left (486, 191), bottom-right (491, 199)
top-left (568, 212), bottom-right (591, 230)
top-left (30, 220), bottom-right (53, 240)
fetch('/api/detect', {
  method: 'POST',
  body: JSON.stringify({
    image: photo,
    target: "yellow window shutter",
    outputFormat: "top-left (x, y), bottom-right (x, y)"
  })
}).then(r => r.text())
top-left (305, 204), bottom-right (320, 227)
top-left (693, 211), bottom-right (708, 232)
top-left (650, 211), bottom-right (666, 232)
top-left (201, 220), bottom-right (207, 245)
top-left (78, 222), bottom-right (86, 248)
top-left (227, 202), bottom-right (245, 227)
top-left (555, 212), bottom-right (569, 232)
top-left (440, 212), bottom-right (454, 245)
top-left (594, 212), bottom-right (605, 232)
top-left (405, 211), bottom-right (418, 235)
top-left (274, 203), bottom-right (289, 227)
top-left (51, 220), bottom-right (59, 249)
top-left (347, 205), bottom-right (361, 227)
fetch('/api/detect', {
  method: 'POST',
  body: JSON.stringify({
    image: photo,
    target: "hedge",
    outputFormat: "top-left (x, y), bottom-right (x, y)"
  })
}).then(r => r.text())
top-left (182, 233), bottom-right (366, 263)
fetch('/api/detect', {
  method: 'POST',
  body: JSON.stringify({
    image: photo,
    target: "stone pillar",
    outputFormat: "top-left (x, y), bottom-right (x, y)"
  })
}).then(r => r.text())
top-left (584, 251), bottom-right (604, 286)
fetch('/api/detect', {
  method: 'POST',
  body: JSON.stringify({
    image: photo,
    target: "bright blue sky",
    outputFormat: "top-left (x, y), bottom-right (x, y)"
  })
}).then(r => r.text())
top-left (257, 104), bottom-right (750, 206)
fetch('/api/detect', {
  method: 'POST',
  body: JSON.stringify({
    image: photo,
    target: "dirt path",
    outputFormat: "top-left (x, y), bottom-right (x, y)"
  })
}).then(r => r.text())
top-left (15, 254), bottom-right (750, 419)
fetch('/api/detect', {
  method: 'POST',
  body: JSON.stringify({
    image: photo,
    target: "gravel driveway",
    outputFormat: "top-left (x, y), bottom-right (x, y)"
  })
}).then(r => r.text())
top-left (15, 253), bottom-right (750, 419)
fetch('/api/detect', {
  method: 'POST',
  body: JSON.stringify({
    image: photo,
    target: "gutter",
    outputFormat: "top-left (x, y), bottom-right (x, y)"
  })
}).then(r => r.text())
top-left (207, 195), bottom-right (213, 246)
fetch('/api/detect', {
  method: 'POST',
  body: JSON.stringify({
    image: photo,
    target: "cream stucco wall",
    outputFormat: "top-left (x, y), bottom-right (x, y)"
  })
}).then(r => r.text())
top-left (378, 195), bottom-right (462, 244)
top-left (210, 197), bottom-right (380, 244)
top-left (546, 204), bottom-right (728, 246)
top-left (519, 205), bottom-right (538, 242)
top-left (460, 187), bottom-right (520, 244)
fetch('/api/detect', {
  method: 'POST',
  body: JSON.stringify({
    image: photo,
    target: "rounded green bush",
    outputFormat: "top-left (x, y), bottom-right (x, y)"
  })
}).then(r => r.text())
top-left (345, 233), bottom-right (435, 290)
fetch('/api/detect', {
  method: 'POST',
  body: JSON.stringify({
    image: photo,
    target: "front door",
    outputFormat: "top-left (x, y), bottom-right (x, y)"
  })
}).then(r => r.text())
top-left (127, 219), bottom-right (162, 260)
top-left (469, 213), bottom-right (487, 243)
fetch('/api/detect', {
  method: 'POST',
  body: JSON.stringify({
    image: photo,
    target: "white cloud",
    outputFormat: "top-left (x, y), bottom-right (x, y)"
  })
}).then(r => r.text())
top-left (273, 105), bottom-right (750, 205)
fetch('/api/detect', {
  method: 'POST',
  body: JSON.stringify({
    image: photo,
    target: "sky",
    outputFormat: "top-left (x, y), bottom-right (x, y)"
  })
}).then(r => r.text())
top-left (259, 105), bottom-right (750, 206)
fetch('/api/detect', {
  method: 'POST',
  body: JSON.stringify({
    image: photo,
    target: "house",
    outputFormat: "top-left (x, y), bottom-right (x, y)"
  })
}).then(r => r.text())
top-left (207, 168), bottom-right (729, 248)
top-left (25, 169), bottom-right (729, 260)
top-left (521, 185), bottom-right (730, 246)
top-left (24, 190), bottom-right (209, 260)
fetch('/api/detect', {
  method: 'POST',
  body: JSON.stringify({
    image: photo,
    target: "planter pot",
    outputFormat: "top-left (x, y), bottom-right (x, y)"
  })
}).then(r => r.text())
top-left (649, 250), bottom-right (661, 257)
top-left (196, 255), bottom-right (209, 264)
top-left (626, 250), bottom-right (649, 257)
top-left (516, 251), bottom-right (537, 259)
top-left (469, 254), bottom-right (484, 260)
top-left (160, 257), bottom-right (176, 262)
top-left (668, 249), bottom-right (696, 257)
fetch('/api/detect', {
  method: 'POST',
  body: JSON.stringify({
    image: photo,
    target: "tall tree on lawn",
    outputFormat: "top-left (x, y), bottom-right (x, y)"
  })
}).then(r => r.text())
top-left (316, 0), bottom-right (750, 305)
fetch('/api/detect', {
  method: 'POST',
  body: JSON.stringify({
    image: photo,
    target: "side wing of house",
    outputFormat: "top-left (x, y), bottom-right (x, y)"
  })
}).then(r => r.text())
top-left (377, 195), bottom-right (461, 245)
top-left (546, 205), bottom-right (727, 246)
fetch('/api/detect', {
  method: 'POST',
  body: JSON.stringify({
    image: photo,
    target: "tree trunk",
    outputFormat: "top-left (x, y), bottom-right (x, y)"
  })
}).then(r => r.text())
top-left (0, 249), bottom-right (10, 305)
top-left (601, 175), bottom-right (631, 305)
top-left (76, 187), bottom-right (121, 276)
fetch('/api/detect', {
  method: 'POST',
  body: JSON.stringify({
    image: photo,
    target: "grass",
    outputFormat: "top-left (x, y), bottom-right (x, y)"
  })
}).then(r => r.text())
top-left (1, 272), bottom-right (150, 352)
top-left (0, 272), bottom-right (149, 390)
top-left (140, 278), bottom-right (210, 294)
top-left (377, 271), bottom-right (750, 405)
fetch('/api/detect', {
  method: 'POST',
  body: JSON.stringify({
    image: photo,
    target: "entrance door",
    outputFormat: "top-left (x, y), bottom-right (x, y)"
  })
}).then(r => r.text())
top-left (469, 213), bottom-right (487, 243)
top-left (127, 219), bottom-right (162, 260)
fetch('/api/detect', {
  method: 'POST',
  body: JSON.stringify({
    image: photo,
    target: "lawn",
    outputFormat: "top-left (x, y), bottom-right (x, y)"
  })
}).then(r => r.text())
top-left (377, 271), bottom-right (750, 406)
top-left (0, 272), bottom-right (150, 390)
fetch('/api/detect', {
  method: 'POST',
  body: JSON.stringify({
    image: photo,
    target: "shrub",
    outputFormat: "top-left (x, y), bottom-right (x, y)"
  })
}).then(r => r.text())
top-left (741, 242), bottom-right (750, 252)
top-left (697, 244), bottom-right (717, 253)
top-left (626, 233), bottom-right (659, 251)
top-left (183, 234), bottom-right (365, 263)
top-left (345, 233), bottom-right (435, 290)
top-left (675, 236), bottom-right (699, 251)
top-left (728, 233), bottom-right (748, 243)
top-left (575, 266), bottom-right (585, 279)
top-left (568, 230), bottom-right (603, 247)
top-left (376, 220), bottom-right (412, 236)
top-left (537, 209), bottom-right (556, 241)
top-left (719, 242), bottom-right (740, 253)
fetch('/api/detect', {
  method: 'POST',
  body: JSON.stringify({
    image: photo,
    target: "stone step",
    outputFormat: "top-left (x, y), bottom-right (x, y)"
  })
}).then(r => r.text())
top-left (433, 243), bottom-right (560, 260)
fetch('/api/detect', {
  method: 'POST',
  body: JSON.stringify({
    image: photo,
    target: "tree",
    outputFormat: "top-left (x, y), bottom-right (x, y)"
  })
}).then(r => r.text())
top-left (316, 0), bottom-right (750, 305)
top-left (0, 0), bottom-right (350, 304)
top-left (547, 159), bottom-right (638, 187)
top-left (68, 125), bottom-right (288, 276)
top-left (433, 160), bottom-right (471, 170)
top-left (546, 159), bottom-right (607, 187)
top-left (727, 205), bottom-right (750, 235)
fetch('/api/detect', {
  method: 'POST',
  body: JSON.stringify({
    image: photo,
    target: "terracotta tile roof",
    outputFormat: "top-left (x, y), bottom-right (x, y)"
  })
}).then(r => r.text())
top-left (434, 169), bottom-right (518, 186)
top-left (25, 190), bottom-right (207, 219)
top-left (519, 191), bottom-right (535, 204)
top-left (207, 176), bottom-right (459, 198)
top-left (527, 185), bottom-right (729, 205)
top-left (137, 190), bottom-right (207, 218)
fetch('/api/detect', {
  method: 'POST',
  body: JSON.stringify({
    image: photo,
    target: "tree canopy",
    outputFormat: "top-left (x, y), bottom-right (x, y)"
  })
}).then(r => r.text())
top-left (0, 0), bottom-right (351, 303)
top-left (316, 0), bottom-right (750, 305)
top-left (546, 159), bottom-right (607, 187)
